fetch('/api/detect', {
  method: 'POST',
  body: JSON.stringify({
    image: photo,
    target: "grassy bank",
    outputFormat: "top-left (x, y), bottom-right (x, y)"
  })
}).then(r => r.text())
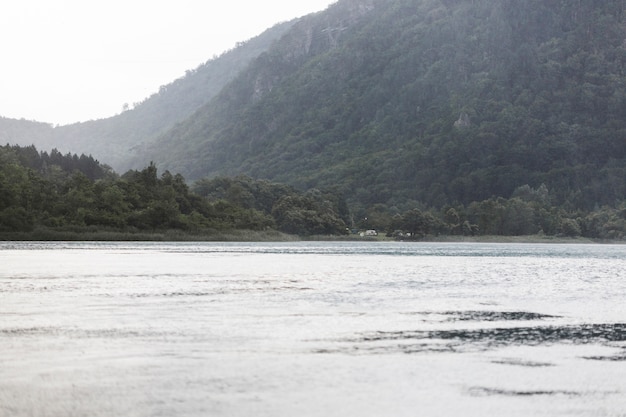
top-left (0, 227), bottom-right (299, 242)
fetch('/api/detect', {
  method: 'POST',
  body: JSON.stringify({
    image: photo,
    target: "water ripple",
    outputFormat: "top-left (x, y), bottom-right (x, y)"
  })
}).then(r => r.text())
top-left (317, 319), bottom-right (626, 356)
top-left (468, 387), bottom-right (583, 397)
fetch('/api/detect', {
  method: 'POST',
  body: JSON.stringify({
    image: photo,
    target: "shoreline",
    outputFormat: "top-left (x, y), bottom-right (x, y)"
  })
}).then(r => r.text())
top-left (1, 228), bottom-right (623, 244)
top-left (0, 228), bottom-right (298, 242)
top-left (307, 234), bottom-right (624, 245)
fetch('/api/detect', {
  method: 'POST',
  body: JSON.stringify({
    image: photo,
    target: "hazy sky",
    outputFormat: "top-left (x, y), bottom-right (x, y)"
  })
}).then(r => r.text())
top-left (0, 0), bottom-right (336, 125)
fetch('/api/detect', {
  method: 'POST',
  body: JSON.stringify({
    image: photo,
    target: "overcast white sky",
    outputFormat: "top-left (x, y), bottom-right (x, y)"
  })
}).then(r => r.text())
top-left (0, 0), bottom-right (336, 125)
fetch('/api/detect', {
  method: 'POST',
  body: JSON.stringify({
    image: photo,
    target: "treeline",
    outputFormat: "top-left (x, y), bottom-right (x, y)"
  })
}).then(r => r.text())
top-left (0, 145), bottom-right (348, 237)
top-left (1, 145), bottom-right (624, 240)
top-left (358, 183), bottom-right (626, 240)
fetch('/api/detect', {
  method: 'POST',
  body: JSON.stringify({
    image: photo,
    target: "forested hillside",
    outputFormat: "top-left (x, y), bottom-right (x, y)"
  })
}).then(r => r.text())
top-left (144, 0), bottom-right (626, 215)
top-left (0, 145), bottom-right (349, 238)
top-left (1, 20), bottom-right (294, 171)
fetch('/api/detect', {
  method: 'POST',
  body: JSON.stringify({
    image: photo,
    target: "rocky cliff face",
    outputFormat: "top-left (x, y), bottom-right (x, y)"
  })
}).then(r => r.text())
top-left (273, 0), bottom-right (377, 62)
top-left (231, 1), bottom-right (380, 107)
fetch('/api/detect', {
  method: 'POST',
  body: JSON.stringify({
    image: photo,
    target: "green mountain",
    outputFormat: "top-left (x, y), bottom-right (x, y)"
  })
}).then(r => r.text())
top-left (143, 0), bottom-right (626, 211)
top-left (1, 20), bottom-right (293, 171)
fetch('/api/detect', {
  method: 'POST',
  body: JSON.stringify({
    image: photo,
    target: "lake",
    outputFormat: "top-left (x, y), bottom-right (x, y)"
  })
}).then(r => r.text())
top-left (1, 241), bottom-right (625, 416)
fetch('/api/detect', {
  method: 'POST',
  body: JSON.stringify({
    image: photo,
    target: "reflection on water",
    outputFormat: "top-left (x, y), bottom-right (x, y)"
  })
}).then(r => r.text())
top-left (418, 310), bottom-right (559, 321)
top-left (468, 387), bottom-right (584, 397)
top-left (584, 352), bottom-right (626, 361)
top-left (330, 315), bottom-right (626, 357)
top-left (490, 358), bottom-right (555, 367)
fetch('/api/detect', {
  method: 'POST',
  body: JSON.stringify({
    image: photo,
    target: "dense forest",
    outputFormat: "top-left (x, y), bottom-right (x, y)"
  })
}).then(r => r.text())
top-left (0, 145), bottom-right (349, 238)
top-left (142, 0), bottom-right (625, 216)
top-left (1, 144), bottom-right (624, 240)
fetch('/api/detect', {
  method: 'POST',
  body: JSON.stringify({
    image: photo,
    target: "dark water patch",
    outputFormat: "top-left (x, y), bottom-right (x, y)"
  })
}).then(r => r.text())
top-left (131, 291), bottom-right (218, 298)
top-left (312, 342), bottom-right (455, 355)
top-left (469, 387), bottom-right (582, 397)
top-left (441, 311), bottom-right (558, 322)
top-left (129, 286), bottom-right (313, 298)
top-left (361, 323), bottom-right (626, 344)
top-left (492, 358), bottom-right (555, 367)
top-left (0, 326), bottom-right (54, 336)
top-left (322, 324), bottom-right (626, 355)
top-left (0, 326), bottom-right (177, 339)
top-left (583, 353), bottom-right (626, 361)
top-left (400, 310), bottom-right (559, 322)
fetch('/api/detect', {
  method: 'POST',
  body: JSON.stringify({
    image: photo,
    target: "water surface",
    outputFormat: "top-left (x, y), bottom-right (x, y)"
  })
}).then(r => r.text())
top-left (1, 241), bottom-right (625, 416)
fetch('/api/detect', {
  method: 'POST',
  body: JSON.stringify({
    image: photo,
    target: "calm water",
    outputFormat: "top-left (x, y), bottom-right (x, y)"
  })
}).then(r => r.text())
top-left (1, 241), bottom-right (625, 417)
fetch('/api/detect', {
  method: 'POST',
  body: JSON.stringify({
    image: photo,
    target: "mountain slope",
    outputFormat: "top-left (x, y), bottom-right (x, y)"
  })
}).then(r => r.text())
top-left (0, 117), bottom-right (55, 148)
top-left (145, 0), bottom-right (626, 210)
top-left (2, 20), bottom-right (294, 171)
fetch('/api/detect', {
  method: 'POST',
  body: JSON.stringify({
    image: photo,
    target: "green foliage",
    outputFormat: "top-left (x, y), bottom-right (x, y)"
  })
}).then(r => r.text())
top-left (139, 0), bottom-right (624, 217)
top-left (192, 175), bottom-right (348, 235)
top-left (0, 146), bottom-right (350, 237)
top-left (393, 208), bottom-right (443, 238)
top-left (362, 182), bottom-right (625, 240)
top-left (580, 204), bottom-right (626, 240)
top-left (1, 145), bottom-right (623, 239)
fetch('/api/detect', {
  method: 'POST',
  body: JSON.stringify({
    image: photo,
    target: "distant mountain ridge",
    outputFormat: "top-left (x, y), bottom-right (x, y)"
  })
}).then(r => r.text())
top-left (1, 20), bottom-right (294, 171)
